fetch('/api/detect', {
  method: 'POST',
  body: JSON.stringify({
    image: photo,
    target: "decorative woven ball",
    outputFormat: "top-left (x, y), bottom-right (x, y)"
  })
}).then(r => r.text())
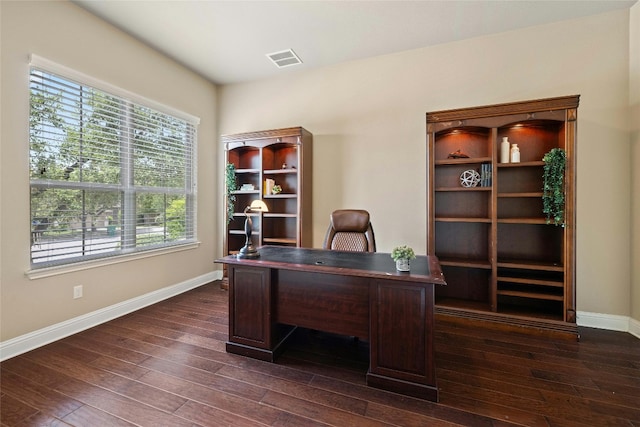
top-left (460, 169), bottom-right (481, 188)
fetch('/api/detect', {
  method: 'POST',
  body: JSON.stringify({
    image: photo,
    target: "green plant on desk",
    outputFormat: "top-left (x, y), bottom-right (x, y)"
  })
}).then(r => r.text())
top-left (391, 245), bottom-right (416, 261)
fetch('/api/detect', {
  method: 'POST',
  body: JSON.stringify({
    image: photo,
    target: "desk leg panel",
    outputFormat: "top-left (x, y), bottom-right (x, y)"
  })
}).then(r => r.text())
top-left (369, 280), bottom-right (438, 401)
top-left (228, 266), bottom-right (272, 349)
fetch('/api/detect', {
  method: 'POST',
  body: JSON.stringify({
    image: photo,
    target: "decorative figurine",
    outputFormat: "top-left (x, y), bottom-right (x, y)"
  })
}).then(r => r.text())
top-left (448, 149), bottom-right (469, 159)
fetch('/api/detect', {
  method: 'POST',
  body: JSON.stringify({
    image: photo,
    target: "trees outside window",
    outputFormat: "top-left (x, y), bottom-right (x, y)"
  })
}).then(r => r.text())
top-left (29, 65), bottom-right (197, 268)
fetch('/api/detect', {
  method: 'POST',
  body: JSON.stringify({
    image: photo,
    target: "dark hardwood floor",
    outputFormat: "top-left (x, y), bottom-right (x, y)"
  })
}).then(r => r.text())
top-left (1, 281), bottom-right (639, 426)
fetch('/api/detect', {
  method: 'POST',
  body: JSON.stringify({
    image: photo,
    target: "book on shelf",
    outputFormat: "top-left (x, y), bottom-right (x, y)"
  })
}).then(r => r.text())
top-left (479, 163), bottom-right (492, 187)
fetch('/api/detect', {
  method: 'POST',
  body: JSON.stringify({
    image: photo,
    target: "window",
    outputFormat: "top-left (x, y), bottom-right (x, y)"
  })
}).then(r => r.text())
top-left (29, 57), bottom-right (198, 268)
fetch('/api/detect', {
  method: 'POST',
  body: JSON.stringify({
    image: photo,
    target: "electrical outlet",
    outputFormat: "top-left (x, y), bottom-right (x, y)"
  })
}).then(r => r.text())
top-left (73, 285), bottom-right (83, 299)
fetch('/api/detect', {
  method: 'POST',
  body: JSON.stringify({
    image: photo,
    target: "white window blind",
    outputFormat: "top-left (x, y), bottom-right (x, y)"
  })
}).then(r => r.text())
top-left (29, 61), bottom-right (198, 268)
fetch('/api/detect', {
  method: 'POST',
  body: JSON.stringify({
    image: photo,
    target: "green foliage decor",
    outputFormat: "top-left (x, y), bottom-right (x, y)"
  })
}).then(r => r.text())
top-left (391, 245), bottom-right (416, 261)
top-left (226, 163), bottom-right (238, 225)
top-left (542, 148), bottom-right (566, 226)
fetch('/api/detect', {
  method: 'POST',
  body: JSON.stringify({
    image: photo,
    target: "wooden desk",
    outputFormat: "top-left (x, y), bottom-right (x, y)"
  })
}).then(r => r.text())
top-left (215, 246), bottom-right (446, 401)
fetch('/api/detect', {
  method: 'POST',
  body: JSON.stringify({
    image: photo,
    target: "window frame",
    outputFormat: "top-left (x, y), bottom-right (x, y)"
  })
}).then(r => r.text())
top-left (28, 55), bottom-right (200, 272)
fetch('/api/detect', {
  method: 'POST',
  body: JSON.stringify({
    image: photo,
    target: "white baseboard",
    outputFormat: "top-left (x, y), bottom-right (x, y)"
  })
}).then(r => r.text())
top-left (577, 310), bottom-right (640, 339)
top-left (630, 317), bottom-right (640, 339)
top-left (0, 270), bottom-right (223, 361)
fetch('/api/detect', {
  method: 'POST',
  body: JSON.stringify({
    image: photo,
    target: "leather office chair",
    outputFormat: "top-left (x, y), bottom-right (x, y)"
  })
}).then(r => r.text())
top-left (322, 209), bottom-right (376, 252)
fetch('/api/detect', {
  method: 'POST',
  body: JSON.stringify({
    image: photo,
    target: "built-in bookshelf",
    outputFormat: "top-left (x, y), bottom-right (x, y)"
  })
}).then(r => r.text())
top-left (427, 96), bottom-right (579, 339)
top-left (223, 127), bottom-right (312, 257)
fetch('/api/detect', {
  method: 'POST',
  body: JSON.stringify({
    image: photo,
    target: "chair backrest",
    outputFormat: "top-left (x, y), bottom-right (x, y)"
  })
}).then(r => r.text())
top-left (322, 209), bottom-right (376, 252)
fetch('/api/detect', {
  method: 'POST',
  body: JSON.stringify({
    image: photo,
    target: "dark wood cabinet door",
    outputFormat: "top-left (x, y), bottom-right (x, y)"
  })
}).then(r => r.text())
top-left (368, 279), bottom-right (437, 400)
top-left (228, 265), bottom-right (271, 348)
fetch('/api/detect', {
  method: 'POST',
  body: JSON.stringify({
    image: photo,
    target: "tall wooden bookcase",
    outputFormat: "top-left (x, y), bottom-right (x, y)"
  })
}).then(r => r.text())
top-left (426, 96), bottom-right (579, 339)
top-left (223, 127), bottom-right (312, 257)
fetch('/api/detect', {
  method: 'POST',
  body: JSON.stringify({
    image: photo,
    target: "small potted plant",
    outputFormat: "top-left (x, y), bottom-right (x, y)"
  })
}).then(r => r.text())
top-left (391, 245), bottom-right (416, 272)
top-left (271, 184), bottom-right (282, 195)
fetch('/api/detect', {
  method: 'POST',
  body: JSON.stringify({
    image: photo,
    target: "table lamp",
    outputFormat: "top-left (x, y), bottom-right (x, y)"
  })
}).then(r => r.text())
top-left (237, 199), bottom-right (268, 259)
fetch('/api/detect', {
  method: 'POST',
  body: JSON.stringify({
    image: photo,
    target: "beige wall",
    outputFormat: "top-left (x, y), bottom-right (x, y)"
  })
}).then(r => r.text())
top-left (631, 2), bottom-right (640, 322)
top-left (0, 1), bottom-right (219, 341)
top-left (219, 9), bottom-right (634, 317)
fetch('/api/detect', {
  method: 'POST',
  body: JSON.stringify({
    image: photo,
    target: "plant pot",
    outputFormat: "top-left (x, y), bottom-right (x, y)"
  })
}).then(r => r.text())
top-left (395, 258), bottom-right (410, 272)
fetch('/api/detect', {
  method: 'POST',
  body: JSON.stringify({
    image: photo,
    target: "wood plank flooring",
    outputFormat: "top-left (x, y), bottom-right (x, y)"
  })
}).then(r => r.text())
top-left (2, 281), bottom-right (639, 426)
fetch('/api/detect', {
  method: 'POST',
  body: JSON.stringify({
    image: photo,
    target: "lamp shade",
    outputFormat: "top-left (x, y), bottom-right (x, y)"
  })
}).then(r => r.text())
top-left (248, 199), bottom-right (268, 213)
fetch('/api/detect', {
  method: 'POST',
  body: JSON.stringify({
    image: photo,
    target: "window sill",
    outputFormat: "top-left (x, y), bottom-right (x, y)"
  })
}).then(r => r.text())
top-left (25, 241), bottom-right (200, 280)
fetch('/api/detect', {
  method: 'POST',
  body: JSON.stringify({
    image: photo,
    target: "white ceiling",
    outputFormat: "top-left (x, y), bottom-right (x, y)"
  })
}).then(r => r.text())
top-left (73, 0), bottom-right (637, 85)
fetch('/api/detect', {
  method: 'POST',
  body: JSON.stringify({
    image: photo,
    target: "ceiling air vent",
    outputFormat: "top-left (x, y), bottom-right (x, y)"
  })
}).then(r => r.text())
top-left (266, 49), bottom-right (302, 68)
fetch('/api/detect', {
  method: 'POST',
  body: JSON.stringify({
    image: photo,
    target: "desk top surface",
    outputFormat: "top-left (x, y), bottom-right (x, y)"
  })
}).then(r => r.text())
top-left (216, 246), bottom-right (447, 285)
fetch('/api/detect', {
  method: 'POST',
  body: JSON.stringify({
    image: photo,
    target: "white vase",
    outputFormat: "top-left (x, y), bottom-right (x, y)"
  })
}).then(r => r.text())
top-left (500, 137), bottom-right (510, 163)
top-left (510, 143), bottom-right (520, 163)
top-left (396, 258), bottom-right (410, 272)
